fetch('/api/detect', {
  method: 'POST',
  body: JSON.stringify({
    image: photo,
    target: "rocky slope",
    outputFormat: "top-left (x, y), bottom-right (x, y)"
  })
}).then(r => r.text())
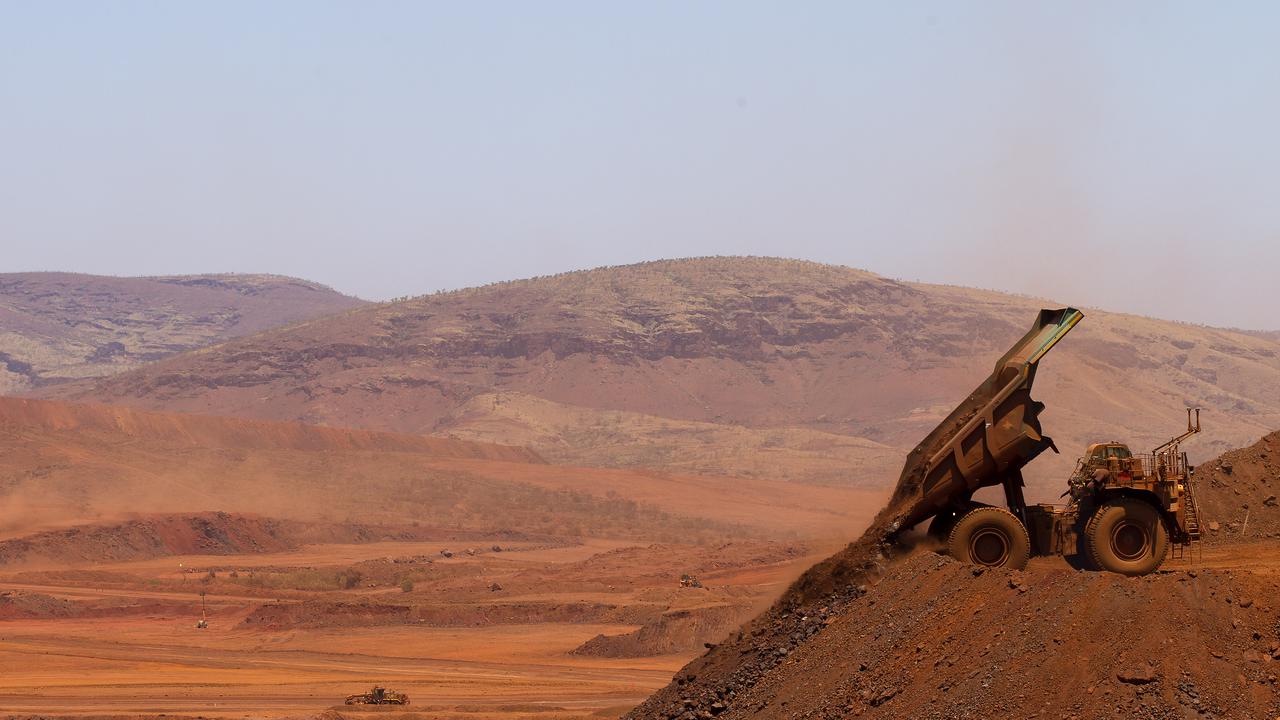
top-left (626, 550), bottom-right (1280, 720)
top-left (32, 257), bottom-right (1280, 495)
top-left (1194, 429), bottom-right (1280, 542)
top-left (0, 271), bottom-right (363, 394)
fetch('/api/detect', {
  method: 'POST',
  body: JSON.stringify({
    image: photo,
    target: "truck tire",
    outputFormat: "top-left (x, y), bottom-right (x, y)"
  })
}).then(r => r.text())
top-left (947, 507), bottom-right (1030, 570)
top-left (1083, 498), bottom-right (1168, 576)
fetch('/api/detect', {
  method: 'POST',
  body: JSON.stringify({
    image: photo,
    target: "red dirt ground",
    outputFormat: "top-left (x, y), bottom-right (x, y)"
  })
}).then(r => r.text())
top-left (0, 397), bottom-right (884, 719)
top-left (0, 534), bottom-right (841, 719)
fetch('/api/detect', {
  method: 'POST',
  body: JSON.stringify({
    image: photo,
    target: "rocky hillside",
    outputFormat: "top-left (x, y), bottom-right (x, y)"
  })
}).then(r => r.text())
top-left (33, 258), bottom-right (1280, 495)
top-left (1196, 429), bottom-right (1280, 541)
top-left (0, 271), bottom-right (363, 394)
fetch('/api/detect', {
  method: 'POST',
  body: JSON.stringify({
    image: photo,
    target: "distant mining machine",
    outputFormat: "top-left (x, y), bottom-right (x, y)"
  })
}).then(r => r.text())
top-left (195, 590), bottom-right (208, 629)
top-left (889, 307), bottom-right (1205, 576)
top-left (344, 685), bottom-right (410, 705)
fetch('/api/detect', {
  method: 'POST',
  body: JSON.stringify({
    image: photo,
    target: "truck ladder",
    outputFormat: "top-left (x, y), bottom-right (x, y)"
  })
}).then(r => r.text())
top-left (1172, 471), bottom-right (1203, 564)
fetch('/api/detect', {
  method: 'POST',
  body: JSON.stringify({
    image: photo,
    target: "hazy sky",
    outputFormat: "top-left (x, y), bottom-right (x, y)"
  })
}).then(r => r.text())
top-left (3, 2), bottom-right (1279, 328)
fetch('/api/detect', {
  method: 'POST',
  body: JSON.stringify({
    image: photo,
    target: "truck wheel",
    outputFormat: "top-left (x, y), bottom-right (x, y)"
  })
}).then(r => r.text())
top-left (947, 507), bottom-right (1030, 570)
top-left (1084, 498), bottom-right (1168, 576)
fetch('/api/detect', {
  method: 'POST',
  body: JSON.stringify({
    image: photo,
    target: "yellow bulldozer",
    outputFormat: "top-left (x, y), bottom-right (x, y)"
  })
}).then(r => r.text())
top-left (344, 685), bottom-right (410, 705)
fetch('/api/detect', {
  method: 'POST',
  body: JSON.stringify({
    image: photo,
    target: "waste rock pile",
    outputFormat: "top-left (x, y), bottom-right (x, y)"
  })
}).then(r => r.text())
top-left (627, 549), bottom-right (1280, 719)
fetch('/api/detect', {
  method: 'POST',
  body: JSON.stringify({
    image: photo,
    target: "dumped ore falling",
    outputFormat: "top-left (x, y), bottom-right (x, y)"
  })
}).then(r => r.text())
top-left (783, 308), bottom-right (1082, 607)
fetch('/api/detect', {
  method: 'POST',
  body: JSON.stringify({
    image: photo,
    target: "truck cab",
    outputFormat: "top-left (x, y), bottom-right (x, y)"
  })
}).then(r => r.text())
top-left (1086, 442), bottom-right (1131, 463)
top-left (1071, 442), bottom-right (1143, 492)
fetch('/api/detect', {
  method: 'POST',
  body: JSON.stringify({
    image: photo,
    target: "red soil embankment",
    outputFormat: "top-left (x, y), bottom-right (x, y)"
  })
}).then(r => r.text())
top-left (0, 512), bottom-right (525, 567)
top-left (1196, 429), bottom-right (1280, 541)
top-left (573, 604), bottom-right (748, 658)
top-left (241, 598), bottom-right (657, 630)
top-left (0, 395), bottom-right (542, 462)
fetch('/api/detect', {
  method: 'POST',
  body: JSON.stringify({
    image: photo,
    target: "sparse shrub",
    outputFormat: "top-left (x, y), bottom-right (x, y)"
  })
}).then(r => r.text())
top-left (400, 578), bottom-right (415, 593)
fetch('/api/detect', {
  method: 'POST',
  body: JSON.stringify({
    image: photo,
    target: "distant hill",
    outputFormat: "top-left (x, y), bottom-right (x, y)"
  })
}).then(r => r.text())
top-left (0, 272), bottom-right (364, 394)
top-left (32, 258), bottom-right (1280, 495)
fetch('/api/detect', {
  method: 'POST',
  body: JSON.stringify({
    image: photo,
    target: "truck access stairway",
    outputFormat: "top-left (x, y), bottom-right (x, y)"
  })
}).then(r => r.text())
top-left (1172, 471), bottom-right (1203, 563)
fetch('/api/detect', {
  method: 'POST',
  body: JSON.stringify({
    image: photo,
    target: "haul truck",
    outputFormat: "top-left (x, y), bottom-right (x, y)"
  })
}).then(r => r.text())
top-left (891, 308), bottom-right (1202, 576)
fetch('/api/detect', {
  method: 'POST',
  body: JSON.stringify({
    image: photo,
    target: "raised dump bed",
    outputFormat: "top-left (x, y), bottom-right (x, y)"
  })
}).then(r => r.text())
top-left (887, 307), bottom-right (1082, 533)
top-left (887, 307), bottom-right (1201, 575)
